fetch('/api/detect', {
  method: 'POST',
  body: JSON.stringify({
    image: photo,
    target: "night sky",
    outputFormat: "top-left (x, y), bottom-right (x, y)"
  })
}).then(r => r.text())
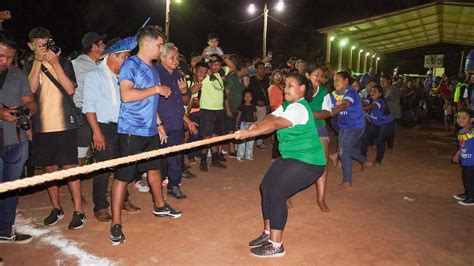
top-left (1, 0), bottom-right (473, 74)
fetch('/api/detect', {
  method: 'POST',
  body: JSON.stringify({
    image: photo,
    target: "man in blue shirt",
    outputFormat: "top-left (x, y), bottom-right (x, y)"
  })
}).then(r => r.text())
top-left (157, 43), bottom-right (198, 200)
top-left (82, 37), bottom-right (141, 222)
top-left (359, 66), bottom-right (379, 89)
top-left (110, 26), bottom-right (181, 246)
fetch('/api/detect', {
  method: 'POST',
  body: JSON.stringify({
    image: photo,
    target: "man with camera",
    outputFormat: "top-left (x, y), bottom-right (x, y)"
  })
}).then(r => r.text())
top-left (0, 31), bottom-right (36, 244)
top-left (24, 27), bottom-right (85, 230)
top-left (72, 32), bottom-right (106, 167)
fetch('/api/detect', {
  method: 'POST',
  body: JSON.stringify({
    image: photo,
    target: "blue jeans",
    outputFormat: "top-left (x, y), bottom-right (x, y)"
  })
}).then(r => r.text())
top-left (0, 141), bottom-right (28, 235)
top-left (237, 122), bottom-right (254, 160)
top-left (338, 128), bottom-right (366, 183)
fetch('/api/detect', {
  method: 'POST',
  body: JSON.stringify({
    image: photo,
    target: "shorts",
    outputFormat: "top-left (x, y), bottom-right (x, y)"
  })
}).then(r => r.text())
top-left (114, 133), bottom-right (163, 183)
top-left (224, 112), bottom-right (238, 133)
top-left (317, 125), bottom-right (330, 140)
top-left (200, 109), bottom-right (225, 137)
top-left (32, 129), bottom-right (78, 167)
top-left (77, 116), bottom-right (92, 148)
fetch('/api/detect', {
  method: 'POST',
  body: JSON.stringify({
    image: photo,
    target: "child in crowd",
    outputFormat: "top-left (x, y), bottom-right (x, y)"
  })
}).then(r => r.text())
top-left (235, 90), bottom-right (257, 161)
top-left (202, 33), bottom-right (224, 57)
top-left (452, 109), bottom-right (474, 206)
top-left (443, 97), bottom-right (454, 132)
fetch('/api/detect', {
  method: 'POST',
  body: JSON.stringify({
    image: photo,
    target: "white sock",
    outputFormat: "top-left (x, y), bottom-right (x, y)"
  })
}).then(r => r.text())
top-left (264, 230), bottom-right (270, 235)
top-left (269, 239), bottom-right (282, 248)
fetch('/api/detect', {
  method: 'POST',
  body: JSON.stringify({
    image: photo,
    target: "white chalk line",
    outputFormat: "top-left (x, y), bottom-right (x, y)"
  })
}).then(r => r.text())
top-left (15, 224), bottom-right (118, 266)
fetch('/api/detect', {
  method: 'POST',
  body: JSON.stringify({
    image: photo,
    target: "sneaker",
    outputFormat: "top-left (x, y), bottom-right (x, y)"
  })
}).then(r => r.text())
top-left (152, 203), bottom-right (182, 218)
top-left (13, 211), bottom-right (32, 227)
top-left (122, 200), bottom-right (141, 213)
top-left (256, 144), bottom-right (266, 150)
top-left (250, 241), bottom-right (285, 258)
top-left (135, 180), bottom-right (150, 193)
top-left (211, 160), bottom-right (227, 169)
top-left (249, 232), bottom-right (269, 248)
top-left (43, 208), bottom-right (65, 226)
top-left (0, 231), bottom-right (33, 244)
top-left (247, 157), bottom-right (254, 161)
top-left (167, 186), bottom-right (187, 199)
top-left (218, 153), bottom-right (227, 162)
top-left (181, 168), bottom-right (197, 179)
top-left (453, 193), bottom-right (466, 201)
top-left (458, 198), bottom-right (474, 206)
top-left (228, 152), bottom-right (237, 158)
top-left (110, 224), bottom-right (125, 246)
top-left (237, 157), bottom-right (244, 162)
top-left (94, 209), bottom-right (112, 222)
top-left (68, 211), bottom-right (86, 230)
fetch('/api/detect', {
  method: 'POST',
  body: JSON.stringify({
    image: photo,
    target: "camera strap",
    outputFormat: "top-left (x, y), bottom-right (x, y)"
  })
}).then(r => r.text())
top-left (40, 64), bottom-right (75, 108)
top-left (0, 68), bottom-right (9, 90)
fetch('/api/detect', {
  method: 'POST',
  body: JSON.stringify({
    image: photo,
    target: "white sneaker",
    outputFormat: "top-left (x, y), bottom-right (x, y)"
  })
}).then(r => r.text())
top-left (237, 158), bottom-right (244, 162)
top-left (135, 180), bottom-right (150, 193)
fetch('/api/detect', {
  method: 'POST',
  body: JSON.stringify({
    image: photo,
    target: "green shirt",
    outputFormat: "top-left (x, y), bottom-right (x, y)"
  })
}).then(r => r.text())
top-left (200, 66), bottom-right (230, 110)
top-left (225, 72), bottom-right (244, 113)
top-left (276, 99), bottom-right (326, 166)
top-left (308, 85), bottom-right (329, 128)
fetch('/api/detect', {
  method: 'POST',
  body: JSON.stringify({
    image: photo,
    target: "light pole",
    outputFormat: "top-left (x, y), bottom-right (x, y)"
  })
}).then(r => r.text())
top-left (375, 57), bottom-right (381, 73)
top-left (363, 52), bottom-right (370, 73)
top-left (338, 38), bottom-right (348, 71)
top-left (165, 0), bottom-right (182, 39)
top-left (357, 49), bottom-right (363, 73)
top-left (248, 1), bottom-right (285, 58)
top-left (349, 45), bottom-right (356, 70)
top-left (327, 36), bottom-right (335, 64)
top-left (370, 53), bottom-right (376, 68)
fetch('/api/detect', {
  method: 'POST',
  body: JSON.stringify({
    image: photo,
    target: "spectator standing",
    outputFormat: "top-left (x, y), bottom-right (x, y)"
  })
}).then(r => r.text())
top-left (0, 31), bottom-right (36, 244)
top-left (25, 27), bottom-right (85, 229)
top-left (382, 74), bottom-right (401, 152)
top-left (359, 66), bottom-right (379, 89)
top-left (248, 62), bottom-right (270, 150)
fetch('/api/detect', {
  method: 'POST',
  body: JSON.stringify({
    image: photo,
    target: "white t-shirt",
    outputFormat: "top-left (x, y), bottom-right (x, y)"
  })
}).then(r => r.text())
top-left (271, 101), bottom-right (309, 127)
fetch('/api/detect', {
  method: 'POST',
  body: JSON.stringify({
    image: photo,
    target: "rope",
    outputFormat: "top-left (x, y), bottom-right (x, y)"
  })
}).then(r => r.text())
top-left (0, 133), bottom-right (237, 194)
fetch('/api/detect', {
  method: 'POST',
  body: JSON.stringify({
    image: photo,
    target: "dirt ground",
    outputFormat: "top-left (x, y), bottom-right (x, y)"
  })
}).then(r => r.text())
top-left (1, 123), bottom-right (473, 265)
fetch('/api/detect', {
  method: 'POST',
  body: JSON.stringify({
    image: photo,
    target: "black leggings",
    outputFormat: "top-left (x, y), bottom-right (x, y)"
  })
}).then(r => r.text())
top-left (462, 166), bottom-right (474, 200)
top-left (260, 158), bottom-right (325, 230)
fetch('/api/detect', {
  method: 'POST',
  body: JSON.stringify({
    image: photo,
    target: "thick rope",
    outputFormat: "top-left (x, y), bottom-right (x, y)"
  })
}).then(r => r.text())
top-left (0, 133), bottom-right (237, 194)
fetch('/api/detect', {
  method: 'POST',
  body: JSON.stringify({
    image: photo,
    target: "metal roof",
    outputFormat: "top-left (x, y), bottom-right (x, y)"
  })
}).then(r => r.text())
top-left (319, 1), bottom-right (474, 54)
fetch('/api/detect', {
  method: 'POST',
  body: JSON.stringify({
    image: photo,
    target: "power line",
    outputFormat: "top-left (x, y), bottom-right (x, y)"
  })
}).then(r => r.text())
top-left (268, 15), bottom-right (320, 32)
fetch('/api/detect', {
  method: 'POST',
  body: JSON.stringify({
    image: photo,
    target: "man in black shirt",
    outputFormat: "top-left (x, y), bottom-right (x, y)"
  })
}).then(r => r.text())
top-left (247, 62), bottom-right (269, 149)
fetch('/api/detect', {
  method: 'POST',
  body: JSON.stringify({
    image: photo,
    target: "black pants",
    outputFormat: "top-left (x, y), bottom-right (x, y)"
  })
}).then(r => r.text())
top-left (260, 158), bottom-right (325, 230)
top-left (462, 166), bottom-right (474, 200)
top-left (361, 121), bottom-right (394, 163)
top-left (92, 123), bottom-right (129, 213)
top-left (386, 119), bottom-right (399, 150)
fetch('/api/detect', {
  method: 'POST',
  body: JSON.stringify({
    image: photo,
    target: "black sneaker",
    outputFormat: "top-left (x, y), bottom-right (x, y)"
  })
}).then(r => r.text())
top-left (199, 161), bottom-right (208, 172)
top-left (250, 241), bottom-right (285, 258)
top-left (68, 211), bottom-right (86, 230)
top-left (458, 198), bottom-right (474, 206)
top-left (181, 168), bottom-right (197, 179)
top-left (218, 153), bottom-right (227, 162)
top-left (249, 232), bottom-right (270, 248)
top-left (211, 160), bottom-right (227, 169)
top-left (453, 193), bottom-right (466, 201)
top-left (152, 203), bottom-right (182, 218)
top-left (110, 224), bottom-right (125, 246)
top-left (0, 231), bottom-right (33, 244)
top-left (167, 186), bottom-right (187, 199)
top-left (43, 208), bottom-right (65, 226)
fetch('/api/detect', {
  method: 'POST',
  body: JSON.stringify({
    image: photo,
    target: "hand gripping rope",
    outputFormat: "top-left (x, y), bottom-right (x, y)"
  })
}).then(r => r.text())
top-left (0, 133), bottom-right (237, 194)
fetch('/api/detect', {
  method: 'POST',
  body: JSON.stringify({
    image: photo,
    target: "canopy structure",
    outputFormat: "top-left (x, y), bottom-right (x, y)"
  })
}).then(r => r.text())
top-left (319, 1), bottom-right (474, 71)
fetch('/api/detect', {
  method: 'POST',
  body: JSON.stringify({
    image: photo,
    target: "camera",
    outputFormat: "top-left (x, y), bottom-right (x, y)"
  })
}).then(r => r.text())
top-left (43, 39), bottom-right (61, 53)
top-left (12, 106), bottom-right (30, 131)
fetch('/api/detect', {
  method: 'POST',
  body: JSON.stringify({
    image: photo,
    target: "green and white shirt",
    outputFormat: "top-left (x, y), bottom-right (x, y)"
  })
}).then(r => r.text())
top-left (273, 98), bottom-right (326, 166)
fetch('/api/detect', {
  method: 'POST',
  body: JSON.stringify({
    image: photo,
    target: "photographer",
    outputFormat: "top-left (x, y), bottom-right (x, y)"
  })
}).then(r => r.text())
top-left (0, 31), bottom-right (36, 244)
top-left (24, 27), bottom-right (85, 230)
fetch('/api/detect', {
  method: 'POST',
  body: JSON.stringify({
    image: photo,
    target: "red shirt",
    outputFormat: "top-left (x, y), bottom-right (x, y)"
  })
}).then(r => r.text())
top-left (268, 84), bottom-right (284, 111)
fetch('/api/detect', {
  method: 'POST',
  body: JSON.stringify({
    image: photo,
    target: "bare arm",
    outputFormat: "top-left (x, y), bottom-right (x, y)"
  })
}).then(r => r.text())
top-left (28, 60), bottom-right (42, 93)
top-left (191, 55), bottom-right (206, 69)
top-left (235, 115), bottom-right (291, 140)
top-left (330, 100), bottom-right (350, 117)
top-left (20, 95), bottom-right (37, 118)
top-left (45, 51), bottom-right (75, 95)
top-left (313, 110), bottom-right (331, 120)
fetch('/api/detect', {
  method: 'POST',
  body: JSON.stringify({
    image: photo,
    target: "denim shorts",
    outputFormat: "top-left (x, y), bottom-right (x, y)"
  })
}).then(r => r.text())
top-left (317, 125), bottom-right (330, 139)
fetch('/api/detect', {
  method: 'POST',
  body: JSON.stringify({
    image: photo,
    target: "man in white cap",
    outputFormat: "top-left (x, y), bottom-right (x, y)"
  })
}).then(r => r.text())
top-left (72, 32), bottom-right (107, 167)
top-left (82, 37), bottom-right (140, 222)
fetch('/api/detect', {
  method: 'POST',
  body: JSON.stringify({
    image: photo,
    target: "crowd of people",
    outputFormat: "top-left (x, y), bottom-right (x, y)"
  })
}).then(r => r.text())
top-left (1, 24), bottom-right (474, 259)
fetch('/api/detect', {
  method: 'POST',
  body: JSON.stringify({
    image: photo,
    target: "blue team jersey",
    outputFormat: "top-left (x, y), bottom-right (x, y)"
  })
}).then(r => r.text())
top-left (118, 55), bottom-right (160, 137)
top-left (458, 127), bottom-right (474, 166)
top-left (330, 87), bottom-right (365, 129)
top-left (366, 98), bottom-right (394, 126)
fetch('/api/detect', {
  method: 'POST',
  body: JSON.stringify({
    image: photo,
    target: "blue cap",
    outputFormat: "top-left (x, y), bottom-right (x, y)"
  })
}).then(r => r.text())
top-left (103, 37), bottom-right (137, 56)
